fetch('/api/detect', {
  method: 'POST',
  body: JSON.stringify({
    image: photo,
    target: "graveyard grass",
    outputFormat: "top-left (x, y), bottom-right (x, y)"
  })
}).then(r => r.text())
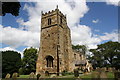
top-left (18, 72), bottom-right (114, 78)
top-left (80, 72), bottom-right (114, 78)
top-left (18, 75), bottom-right (29, 78)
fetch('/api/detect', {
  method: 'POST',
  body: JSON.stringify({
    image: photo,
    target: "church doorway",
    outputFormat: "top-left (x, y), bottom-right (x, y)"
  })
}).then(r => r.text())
top-left (46, 55), bottom-right (54, 67)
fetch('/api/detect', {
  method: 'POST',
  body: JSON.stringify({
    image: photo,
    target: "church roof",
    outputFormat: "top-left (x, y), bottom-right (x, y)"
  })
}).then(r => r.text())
top-left (74, 60), bottom-right (87, 66)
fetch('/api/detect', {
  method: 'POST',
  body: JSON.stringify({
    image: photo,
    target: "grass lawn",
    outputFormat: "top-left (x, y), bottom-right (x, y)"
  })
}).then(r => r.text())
top-left (80, 72), bottom-right (114, 78)
top-left (18, 75), bottom-right (30, 78)
top-left (12, 72), bottom-right (115, 79)
top-left (80, 73), bottom-right (92, 78)
top-left (107, 72), bottom-right (114, 78)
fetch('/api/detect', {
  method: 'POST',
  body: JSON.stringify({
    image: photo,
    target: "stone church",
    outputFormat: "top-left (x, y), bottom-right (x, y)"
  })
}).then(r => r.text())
top-left (36, 6), bottom-right (92, 76)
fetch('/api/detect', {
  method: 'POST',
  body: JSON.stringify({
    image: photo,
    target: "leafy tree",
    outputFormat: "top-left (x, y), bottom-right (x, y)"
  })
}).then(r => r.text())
top-left (89, 41), bottom-right (120, 70)
top-left (2, 51), bottom-right (22, 78)
top-left (72, 44), bottom-right (87, 54)
top-left (21, 47), bottom-right (38, 75)
top-left (0, 1), bottom-right (21, 16)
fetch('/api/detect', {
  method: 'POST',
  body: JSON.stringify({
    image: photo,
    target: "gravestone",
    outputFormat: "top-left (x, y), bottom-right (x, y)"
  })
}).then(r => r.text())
top-left (5, 73), bottom-right (11, 78)
top-left (108, 68), bottom-right (112, 72)
top-left (102, 67), bottom-right (107, 72)
top-left (50, 74), bottom-right (57, 78)
top-left (29, 72), bottom-right (35, 78)
top-left (12, 73), bottom-right (18, 78)
top-left (12, 73), bottom-right (18, 80)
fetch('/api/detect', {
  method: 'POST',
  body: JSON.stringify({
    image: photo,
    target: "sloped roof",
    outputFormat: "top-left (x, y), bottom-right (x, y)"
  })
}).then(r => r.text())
top-left (74, 60), bottom-right (87, 66)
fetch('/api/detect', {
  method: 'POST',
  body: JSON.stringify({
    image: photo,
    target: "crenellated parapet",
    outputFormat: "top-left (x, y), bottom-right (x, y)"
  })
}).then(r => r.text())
top-left (41, 6), bottom-right (66, 19)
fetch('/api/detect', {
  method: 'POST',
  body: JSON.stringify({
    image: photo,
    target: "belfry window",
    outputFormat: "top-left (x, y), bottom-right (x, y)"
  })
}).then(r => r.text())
top-left (46, 56), bottom-right (54, 67)
top-left (60, 17), bottom-right (62, 24)
top-left (48, 18), bottom-right (51, 25)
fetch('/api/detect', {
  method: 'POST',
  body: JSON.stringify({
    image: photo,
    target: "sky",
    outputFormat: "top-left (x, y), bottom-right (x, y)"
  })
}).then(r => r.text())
top-left (0, 0), bottom-right (119, 57)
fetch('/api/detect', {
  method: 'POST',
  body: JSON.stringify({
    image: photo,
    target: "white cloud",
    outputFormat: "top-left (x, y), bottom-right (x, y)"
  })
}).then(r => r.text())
top-left (71, 25), bottom-right (100, 49)
top-left (92, 19), bottom-right (99, 24)
top-left (105, 0), bottom-right (120, 6)
top-left (0, 25), bottom-right (40, 48)
top-left (3, 0), bottom-right (88, 49)
top-left (1, 0), bottom-right (119, 53)
top-left (18, 0), bottom-right (89, 29)
top-left (99, 31), bottom-right (118, 41)
top-left (94, 29), bottom-right (100, 32)
top-left (71, 25), bottom-right (118, 49)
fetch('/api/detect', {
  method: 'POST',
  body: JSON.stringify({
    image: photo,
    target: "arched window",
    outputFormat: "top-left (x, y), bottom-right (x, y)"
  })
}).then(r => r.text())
top-left (48, 18), bottom-right (51, 25)
top-left (46, 56), bottom-right (54, 67)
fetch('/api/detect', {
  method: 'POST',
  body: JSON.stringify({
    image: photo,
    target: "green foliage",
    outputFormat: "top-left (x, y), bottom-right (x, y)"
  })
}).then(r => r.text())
top-left (72, 44), bottom-right (87, 54)
top-left (61, 70), bottom-right (68, 76)
top-left (81, 71), bottom-right (114, 78)
top-left (89, 41), bottom-right (120, 69)
top-left (37, 74), bottom-right (41, 80)
top-left (1, 1), bottom-right (21, 16)
top-left (2, 51), bottom-right (22, 78)
top-left (74, 69), bottom-right (79, 77)
top-left (21, 47), bottom-right (38, 75)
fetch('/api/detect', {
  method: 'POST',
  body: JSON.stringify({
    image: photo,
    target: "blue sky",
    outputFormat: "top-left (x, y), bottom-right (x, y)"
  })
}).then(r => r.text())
top-left (0, 1), bottom-right (119, 55)
top-left (81, 2), bottom-right (118, 34)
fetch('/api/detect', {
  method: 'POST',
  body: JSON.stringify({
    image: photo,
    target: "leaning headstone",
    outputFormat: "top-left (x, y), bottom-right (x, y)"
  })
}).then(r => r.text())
top-left (12, 73), bottom-right (18, 78)
top-left (50, 74), bottom-right (57, 78)
top-left (29, 72), bottom-right (35, 78)
top-left (12, 73), bottom-right (18, 80)
top-left (5, 73), bottom-right (11, 78)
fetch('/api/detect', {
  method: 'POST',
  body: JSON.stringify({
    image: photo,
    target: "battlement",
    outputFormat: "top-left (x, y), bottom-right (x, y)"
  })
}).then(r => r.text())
top-left (41, 6), bottom-right (66, 19)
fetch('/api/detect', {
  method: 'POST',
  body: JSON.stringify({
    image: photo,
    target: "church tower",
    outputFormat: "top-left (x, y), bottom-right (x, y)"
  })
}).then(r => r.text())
top-left (36, 6), bottom-right (74, 75)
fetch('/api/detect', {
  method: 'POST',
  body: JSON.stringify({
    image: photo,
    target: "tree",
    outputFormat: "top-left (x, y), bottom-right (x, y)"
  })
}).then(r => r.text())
top-left (72, 44), bottom-right (87, 54)
top-left (2, 51), bottom-right (22, 78)
top-left (89, 41), bottom-right (120, 70)
top-left (0, 1), bottom-right (21, 16)
top-left (21, 47), bottom-right (38, 75)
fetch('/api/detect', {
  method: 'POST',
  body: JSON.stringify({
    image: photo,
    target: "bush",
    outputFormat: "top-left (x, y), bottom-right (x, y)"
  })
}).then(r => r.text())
top-left (61, 70), bottom-right (67, 76)
top-left (45, 71), bottom-right (49, 76)
top-left (2, 51), bottom-right (21, 78)
top-left (74, 69), bottom-right (79, 77)
top-left (29, 72), bottom-right (35, 78)
top-left (37, 74), bottom-right (41, 80)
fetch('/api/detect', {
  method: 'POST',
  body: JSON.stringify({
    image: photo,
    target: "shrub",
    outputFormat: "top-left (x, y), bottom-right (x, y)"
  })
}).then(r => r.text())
top-left (61, 70), bottom-right (67, 76)
top-left (29, 72), bottom-right (35, 78)
top-left (37, 74), bottom-right (41, 80)
top-left (74, 69), bottom-right (79, 77)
